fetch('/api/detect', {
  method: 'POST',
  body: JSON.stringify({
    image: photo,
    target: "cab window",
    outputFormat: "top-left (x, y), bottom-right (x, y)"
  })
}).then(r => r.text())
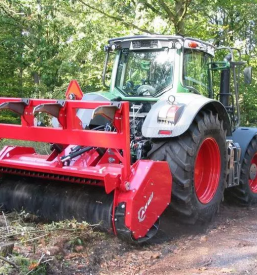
top-left (183, 50), bottom-right (211, 96)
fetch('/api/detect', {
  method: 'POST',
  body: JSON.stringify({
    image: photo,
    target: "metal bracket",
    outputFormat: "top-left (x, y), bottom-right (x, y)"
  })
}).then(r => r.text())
top-left (0, 99), bottom-right (29, 116)
top-left (33, 100), bottom-right (65, 118)
top-left (92, 105), bottom-right (119, 122)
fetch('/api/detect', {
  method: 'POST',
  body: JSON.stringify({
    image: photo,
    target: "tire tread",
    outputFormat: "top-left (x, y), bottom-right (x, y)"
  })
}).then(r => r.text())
top-left (149, 110), bottom-right (226, 224)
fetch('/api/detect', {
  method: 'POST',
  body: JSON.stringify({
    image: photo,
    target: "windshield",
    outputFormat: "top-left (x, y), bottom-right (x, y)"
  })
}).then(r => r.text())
top-left (115, 49), bottom-right (174, 97)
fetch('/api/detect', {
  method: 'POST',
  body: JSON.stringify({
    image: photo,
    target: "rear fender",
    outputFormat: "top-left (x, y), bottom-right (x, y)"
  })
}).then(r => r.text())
top-left (231, 127), bottom-right (257, 163)
top-left (142, 93), bottom-right (231, 138)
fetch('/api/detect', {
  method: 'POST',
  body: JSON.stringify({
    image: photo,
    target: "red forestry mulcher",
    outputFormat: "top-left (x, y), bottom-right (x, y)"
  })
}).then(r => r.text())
top-left (0, 98), bottom-right (171, 242)
top-left (0, 35), bottom-right (256, 242)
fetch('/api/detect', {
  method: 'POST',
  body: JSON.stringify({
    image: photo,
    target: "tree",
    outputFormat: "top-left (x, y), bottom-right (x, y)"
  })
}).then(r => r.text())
top-left (0, 0), bottom-right (257, 126)
top-left (77, 0), bottom-right (192, 35)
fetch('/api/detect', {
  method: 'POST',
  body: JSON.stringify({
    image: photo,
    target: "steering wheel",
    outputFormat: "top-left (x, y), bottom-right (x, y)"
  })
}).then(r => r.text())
top-left (124, 81), bottom-right (135, 93)
top-left (137, 85), bottom-right (156, 96)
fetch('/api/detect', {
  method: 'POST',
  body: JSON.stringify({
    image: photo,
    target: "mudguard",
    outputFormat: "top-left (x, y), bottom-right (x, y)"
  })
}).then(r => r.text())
top-left (142, 93), bottom-right (231, 138)
top-left (231, 127), bottom-right (257, 163)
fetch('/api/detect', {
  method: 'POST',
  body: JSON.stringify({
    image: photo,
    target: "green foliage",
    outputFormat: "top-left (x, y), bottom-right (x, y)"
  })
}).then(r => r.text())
top-left (0, 0), bottom-right (257, 124)
top-left (0, 111), bottom-right (20, 124)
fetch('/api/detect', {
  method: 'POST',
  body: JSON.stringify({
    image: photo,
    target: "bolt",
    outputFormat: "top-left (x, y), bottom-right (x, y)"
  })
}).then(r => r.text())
top-left (114, 218), bottom-right (117, 221)
top-left (108, 157), bottom-right (115, 163)
top-left (121, 204), bottom-right (125, 209)
top-left (125, 181), bottom-right (130, 190)
top-left (127, 212), bottom-right (130, 215)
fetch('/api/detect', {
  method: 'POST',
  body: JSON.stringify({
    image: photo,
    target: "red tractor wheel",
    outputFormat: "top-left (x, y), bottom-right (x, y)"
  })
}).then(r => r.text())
top-left (226, 136), bottom-right (257, 205)
top-left (149, 110), bottom-right (226, 224)
top-left (249, 152), bottom-right (257, 193)
top-left (194, 138), bottom-right (221, 204)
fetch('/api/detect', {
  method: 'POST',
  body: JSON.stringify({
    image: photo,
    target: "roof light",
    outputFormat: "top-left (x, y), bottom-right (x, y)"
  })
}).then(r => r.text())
top-left (188, 41), bottom-right (199, 48)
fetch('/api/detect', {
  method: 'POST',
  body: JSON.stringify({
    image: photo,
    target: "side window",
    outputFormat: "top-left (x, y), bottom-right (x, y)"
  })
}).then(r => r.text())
top-left (183, 50), bottom-right (210, 96)
top-left (104, 52), bottom-right (116, 88)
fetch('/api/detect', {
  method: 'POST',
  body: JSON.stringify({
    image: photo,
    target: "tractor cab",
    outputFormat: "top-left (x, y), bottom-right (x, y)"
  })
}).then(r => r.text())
top-left (103, 35), bottom-right (215, 100)
top-left (103, 35), bottom-right (252, 132)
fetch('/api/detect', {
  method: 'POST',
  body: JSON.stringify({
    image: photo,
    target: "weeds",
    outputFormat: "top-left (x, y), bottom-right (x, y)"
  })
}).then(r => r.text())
top-left (0, 211), bottom-right (97, 275)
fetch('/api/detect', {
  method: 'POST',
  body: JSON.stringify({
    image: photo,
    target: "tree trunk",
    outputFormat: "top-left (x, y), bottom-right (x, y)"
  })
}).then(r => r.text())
top-left (174, 0), bottom-right (186, 35)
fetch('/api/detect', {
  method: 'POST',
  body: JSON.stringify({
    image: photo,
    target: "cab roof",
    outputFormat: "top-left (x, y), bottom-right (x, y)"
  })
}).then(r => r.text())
top-left (108, 35), bottom-right (215, 56)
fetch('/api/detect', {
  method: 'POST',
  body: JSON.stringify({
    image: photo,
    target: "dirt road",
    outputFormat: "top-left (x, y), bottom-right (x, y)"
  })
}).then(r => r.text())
top-left (2, 202), bottom-right (257, 275)
top-left (97, 203), bottom-right (257, 275)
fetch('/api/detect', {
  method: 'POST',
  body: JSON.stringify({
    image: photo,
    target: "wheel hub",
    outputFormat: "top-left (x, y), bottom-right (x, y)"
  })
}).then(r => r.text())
top-left (249, 163), bottom-right (257, 180)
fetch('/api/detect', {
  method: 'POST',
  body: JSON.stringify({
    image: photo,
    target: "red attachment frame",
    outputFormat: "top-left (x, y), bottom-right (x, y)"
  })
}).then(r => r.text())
top-left (0, 97), bottom-right (172, 240)
top-left (0, 98), bottom-right (131, 186)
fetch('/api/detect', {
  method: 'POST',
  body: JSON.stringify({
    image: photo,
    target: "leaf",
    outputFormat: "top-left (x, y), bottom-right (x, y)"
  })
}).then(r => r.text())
top-left (28, 262), bottom-right (39, 270)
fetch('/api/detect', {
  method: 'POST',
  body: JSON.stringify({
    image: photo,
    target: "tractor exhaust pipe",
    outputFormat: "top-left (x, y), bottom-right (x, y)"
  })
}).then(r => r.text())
top-left (219, 54), bottom-right (231, 108)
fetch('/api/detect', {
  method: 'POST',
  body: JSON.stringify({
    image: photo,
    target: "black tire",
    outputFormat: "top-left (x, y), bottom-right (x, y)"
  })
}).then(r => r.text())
top-left (148, 110), bottom-right (227, 224)
top-left (226, 136), bottom-right (257, 205)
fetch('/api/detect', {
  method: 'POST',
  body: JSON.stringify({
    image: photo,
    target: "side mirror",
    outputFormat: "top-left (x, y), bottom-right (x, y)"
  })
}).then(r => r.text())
top-left (244, 66), bottom-right (252, 85)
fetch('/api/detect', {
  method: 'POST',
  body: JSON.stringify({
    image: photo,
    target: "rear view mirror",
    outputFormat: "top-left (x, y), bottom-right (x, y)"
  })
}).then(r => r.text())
top-left (244, 66), bottom-right (252, 85)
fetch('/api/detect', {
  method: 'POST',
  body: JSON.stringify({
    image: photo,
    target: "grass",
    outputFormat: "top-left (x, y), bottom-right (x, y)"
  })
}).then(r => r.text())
top-left (0, 139), bottom-right (51, 155)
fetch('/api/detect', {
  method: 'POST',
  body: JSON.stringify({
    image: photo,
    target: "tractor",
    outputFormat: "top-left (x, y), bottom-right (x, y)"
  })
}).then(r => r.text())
top-left (0, 35), bottom-right (255, 243)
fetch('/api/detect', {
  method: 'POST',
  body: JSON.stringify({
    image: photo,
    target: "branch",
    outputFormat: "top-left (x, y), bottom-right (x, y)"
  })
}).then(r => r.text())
top-left (0, 256), bottom-right (19, 269)
top-left (141, 1), bottom-right (162, 16)
top-left (157, 0), bottom-right (175, 23)
top-left (77, 0), bottom-right (155, 34)
top-left (0, 3), bottom-right (33, 35)
top-left (2, 211), bottom-right (9, 234)
top-left (25, 253), bottom-right (45, 275)
top-left (0, 2), bottom-right (24, 28)
top-left (0, 1), bottom-right (20, 16)
top-left (176, 0), bottom-right (191, 25)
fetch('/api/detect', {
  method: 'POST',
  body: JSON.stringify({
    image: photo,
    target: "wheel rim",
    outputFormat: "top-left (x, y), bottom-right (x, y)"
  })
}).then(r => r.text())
top-left (249, 153), bottom-right (257, 193)
top-left (194, 138), bottom-right (221, 204)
